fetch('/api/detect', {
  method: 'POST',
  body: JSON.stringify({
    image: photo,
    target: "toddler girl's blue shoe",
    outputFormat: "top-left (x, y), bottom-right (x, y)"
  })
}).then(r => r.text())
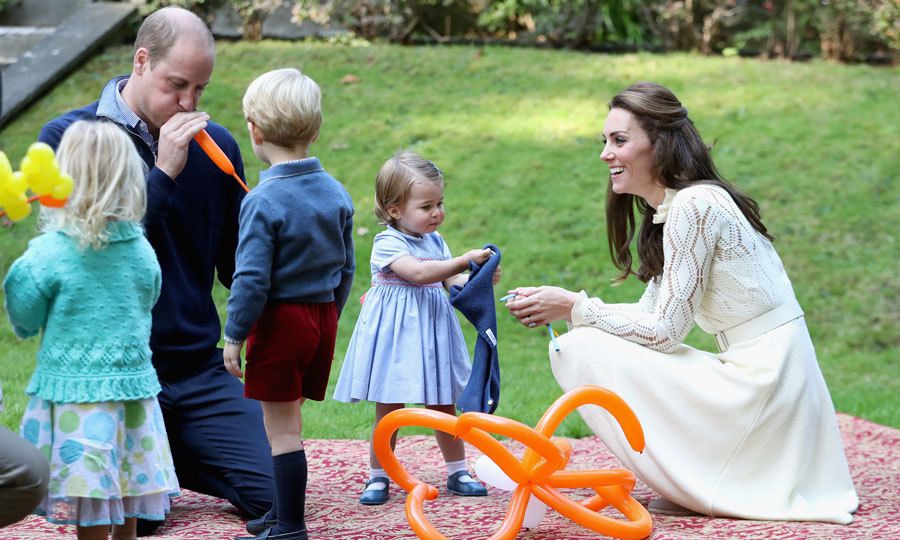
top-left (359, 476), bottom-right (390, 505)
top-left (447, 471), bottom-right (488, 496)
top-left (246, 508), bottom-right (278, 535)
top-left (234, 527), bottom-right (308, 540)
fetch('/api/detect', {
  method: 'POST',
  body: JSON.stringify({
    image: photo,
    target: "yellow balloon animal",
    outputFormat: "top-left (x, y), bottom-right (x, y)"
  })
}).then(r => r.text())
top-left (373, 385), bottom-right (653, 540)
top-left (0, 143), bottom-right (73, 222)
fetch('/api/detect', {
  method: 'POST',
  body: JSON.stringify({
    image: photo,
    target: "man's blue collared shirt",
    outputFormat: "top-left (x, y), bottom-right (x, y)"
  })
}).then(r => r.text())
top-left (98, 77), bottom-right (158, 157)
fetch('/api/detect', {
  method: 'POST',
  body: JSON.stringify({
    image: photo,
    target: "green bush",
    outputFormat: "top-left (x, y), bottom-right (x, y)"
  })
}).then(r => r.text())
top-left (288, 0), bottom-right (896, 62)
top-left (292, 0), bottom-right (484, 42)
top-left (0, 0), bottom-right (20, 15)
top-left (143, 0), bottom-right (282, 41)
top-left (477, 0), bottom-right (644, 48)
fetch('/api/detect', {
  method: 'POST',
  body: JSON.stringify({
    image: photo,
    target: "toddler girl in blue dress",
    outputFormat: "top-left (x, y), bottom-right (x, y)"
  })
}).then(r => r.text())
top-left (4, 120), bottom-right (179, 539)
top-left (334, 150), bottom-right (500, 505)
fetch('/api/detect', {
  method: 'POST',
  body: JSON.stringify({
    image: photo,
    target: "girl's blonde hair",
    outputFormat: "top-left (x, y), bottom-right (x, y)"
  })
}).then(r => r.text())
top-left (40, 120), bottom-right (147, 249)
top-left (374, 150), bottom-right (443, 226)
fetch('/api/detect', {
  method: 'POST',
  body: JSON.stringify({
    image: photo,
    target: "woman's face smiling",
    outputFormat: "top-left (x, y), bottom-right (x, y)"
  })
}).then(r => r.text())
top-left (600, 108), bottom-right (663, 204)
top-left (389, 180), bottom-right (446, 237)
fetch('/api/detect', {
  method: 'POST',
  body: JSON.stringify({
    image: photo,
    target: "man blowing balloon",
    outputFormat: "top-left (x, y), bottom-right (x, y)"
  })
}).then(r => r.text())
top-left (38, 7), bottom-right (273, 535)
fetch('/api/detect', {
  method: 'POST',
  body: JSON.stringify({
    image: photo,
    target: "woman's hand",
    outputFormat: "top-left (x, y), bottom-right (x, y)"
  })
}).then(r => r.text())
top-left (223, 342), bottom-right (244, 378)
top-left (505, 286), bottom-right (579, 327)
top-left (491, 265), bottom-right (502, 285)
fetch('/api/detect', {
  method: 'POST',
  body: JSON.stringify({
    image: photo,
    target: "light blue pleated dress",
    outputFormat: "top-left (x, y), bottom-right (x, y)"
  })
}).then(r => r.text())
top-left (333, 227), bottom-right (471, 405)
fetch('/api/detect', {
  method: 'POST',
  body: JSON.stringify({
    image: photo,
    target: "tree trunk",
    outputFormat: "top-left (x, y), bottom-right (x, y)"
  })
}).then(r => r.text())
top-left (820, 13), bottom-right (852, 61)
top-left (243, 15), bottom-right (264, 41)
top-left (573, 0), bottom-right (600, 48)
top-left (785, 0), bottom-right (798, 58)
top-left (685, 0), bottom-right (696, 49)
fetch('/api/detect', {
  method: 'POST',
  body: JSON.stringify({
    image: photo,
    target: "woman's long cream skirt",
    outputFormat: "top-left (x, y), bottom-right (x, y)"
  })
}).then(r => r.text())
top-left (550, 319), bottom-right (858, 524)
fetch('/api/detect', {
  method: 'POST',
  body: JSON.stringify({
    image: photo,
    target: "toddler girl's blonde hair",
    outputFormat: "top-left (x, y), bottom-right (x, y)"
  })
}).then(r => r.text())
top-left (374, 150), bottom-right (443, 226)
top-left (40, 120), bottom-right (147, 249)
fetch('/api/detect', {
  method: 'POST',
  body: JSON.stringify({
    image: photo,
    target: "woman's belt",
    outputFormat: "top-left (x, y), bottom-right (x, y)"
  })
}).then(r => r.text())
top-left (715, 299), bottom-right (804, 352)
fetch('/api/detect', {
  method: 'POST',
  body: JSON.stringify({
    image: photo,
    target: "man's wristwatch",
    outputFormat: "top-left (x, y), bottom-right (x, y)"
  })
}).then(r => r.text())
top-left (223, 335), bottom-right (244, 345)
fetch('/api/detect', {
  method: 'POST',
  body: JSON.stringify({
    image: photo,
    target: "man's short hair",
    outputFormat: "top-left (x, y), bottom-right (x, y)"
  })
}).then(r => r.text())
top-left (243, 68), bottom-right (322, 148)
top-left (134, 7), bottom-right (214, 67)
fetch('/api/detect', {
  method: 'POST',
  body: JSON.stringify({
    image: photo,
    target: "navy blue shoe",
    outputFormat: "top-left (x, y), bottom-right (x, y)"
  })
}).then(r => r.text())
top-left (246, 508), bottom-right (278, 535)
top-left (358, 476), bottom-right (390, 505)
top-left (447, 471), bottom-right (487, 496)
top-left (235, 526), bottom-right (308, 540)
top-left (135, 519), bottom-right (163, 536)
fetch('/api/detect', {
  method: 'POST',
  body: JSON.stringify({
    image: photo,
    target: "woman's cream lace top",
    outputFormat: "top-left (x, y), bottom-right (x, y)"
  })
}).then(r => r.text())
top-left (572, 185), bottom-right (796, 352)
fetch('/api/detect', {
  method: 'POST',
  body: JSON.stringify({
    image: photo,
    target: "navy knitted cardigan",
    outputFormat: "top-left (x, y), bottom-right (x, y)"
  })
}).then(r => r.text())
top-left (449, 244), bottom-right (501, 414)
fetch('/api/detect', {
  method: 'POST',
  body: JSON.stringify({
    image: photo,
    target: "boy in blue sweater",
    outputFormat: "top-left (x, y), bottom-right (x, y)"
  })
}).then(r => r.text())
top-left (224, 68), bottom-right (355, 540)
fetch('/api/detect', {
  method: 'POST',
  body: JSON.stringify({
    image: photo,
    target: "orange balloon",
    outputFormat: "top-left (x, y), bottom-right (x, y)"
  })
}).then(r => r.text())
top-left (194, 128), bottom-right (250, 193)
top-left (38, 194), bottom-right (67, 208)
top-left (372, 385), bottom-right (652, 540)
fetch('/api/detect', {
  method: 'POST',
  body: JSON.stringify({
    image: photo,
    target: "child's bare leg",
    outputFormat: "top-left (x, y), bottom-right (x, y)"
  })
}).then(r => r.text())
top-left (77, 525), bottom-right (109, 540)
top-left (262, 399), bottom-right (305, 455)
top-left (111, 517), bottom-right (137, 540)
top-left (261, 399), bottom-right (307, 534)
top-left (427, 404), bottom-right (487, 496)
top-left (426, 404), bottom-right (464, 463)
top-left (369, 403), bottom-right (404, 470)
top-left (360, 403), bottom-right (404, 504)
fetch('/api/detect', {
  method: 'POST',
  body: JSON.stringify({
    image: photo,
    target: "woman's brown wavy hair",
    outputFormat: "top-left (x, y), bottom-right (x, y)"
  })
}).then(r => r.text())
top-left (605, 82), bottom-right (773, 283)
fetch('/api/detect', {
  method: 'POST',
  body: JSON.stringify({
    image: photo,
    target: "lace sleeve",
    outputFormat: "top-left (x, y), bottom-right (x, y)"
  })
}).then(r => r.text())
top-left (572, 188), bottom-right (723, 352)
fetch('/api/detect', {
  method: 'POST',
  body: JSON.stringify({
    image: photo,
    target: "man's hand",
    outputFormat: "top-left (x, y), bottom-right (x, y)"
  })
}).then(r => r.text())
top-left (156, 111), bottom-right (209, 179)
top-left (223, 341), bottom-right (244, 378)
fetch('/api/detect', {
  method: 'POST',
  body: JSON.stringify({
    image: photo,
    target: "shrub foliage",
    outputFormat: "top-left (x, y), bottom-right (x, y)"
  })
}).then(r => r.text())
top-left (144, 0), bottom-right (896, 62)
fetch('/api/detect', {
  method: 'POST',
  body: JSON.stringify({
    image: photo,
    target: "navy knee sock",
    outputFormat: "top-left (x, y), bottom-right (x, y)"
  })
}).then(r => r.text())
top-left (265, 492), bottom-right (277, 520)
top-left (271, 450), bottom-right (307, 534)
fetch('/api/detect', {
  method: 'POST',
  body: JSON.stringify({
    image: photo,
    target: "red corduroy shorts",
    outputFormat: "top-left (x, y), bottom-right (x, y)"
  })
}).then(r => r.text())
top-left (244, 301), bottom-right (337, 402)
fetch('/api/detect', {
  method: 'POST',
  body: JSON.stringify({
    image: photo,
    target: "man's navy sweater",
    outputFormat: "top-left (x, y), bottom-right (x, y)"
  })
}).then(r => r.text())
top-left (39, 76), bottom-right (246, 380)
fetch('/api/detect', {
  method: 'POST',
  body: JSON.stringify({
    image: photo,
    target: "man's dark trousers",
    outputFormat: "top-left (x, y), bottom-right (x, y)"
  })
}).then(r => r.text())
top-left (139, 349), bottom-right (273, 535)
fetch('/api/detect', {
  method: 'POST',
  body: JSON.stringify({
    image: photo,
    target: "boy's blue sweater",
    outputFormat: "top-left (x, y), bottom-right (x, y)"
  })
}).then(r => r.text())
top-left (39, 76), bottom-right (246, 380)
top-left (225, 158), bottom-right (355, 340)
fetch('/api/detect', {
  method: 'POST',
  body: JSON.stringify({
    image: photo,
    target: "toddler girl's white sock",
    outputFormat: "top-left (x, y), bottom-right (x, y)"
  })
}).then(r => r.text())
top-left (365, 468), bottom-right (388, 491)
top-left (446, 459), bottom-right (469, 477)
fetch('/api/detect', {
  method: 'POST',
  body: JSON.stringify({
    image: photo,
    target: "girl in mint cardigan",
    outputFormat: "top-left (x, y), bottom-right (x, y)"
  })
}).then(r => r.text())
top-left (3, 120), bottom-right (179, 539)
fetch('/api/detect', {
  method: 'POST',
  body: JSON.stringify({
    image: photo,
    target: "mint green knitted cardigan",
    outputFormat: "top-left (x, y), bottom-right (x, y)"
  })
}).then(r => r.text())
top-left (3, 221), bottom-right (162, 403)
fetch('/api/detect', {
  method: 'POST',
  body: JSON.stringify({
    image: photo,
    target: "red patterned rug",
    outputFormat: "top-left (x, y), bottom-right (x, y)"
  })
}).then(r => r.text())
top-left (1, 413), bottom-right (896, 539)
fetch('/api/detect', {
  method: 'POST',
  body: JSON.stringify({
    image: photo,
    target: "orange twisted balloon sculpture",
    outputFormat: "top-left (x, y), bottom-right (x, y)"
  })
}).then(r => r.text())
top-left (372, 385), bottom-right (652, 540)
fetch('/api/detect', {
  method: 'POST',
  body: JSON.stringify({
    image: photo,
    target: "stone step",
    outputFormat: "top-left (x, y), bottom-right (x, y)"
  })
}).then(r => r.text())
top-left (0, 26), bottom-right (58, 64)
top-left (0, 0), bottom-right (89, 27)
top-left (0, 1), bottom-right (136, 127)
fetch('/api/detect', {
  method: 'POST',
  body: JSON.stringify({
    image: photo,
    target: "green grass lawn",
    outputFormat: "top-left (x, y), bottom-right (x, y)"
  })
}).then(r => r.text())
top-left (1, 43), bottom-right (897, 439)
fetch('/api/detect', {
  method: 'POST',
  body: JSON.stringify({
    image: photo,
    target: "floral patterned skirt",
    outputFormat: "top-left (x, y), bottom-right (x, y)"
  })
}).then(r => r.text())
top-left (20, 396), bottom-right (180, 526)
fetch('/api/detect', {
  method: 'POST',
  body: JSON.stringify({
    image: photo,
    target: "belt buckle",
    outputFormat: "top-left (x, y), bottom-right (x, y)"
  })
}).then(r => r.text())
top-left (715, 332), bottom-right (728, 352)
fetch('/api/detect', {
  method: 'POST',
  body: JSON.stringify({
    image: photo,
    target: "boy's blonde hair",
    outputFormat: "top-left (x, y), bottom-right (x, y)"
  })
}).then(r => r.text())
top-left (243, 68), bottom-right (322, 148)
top-left (374, 150), bottom-right (444, 226)
top-left (40, 120), bottom-right (147, 249)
